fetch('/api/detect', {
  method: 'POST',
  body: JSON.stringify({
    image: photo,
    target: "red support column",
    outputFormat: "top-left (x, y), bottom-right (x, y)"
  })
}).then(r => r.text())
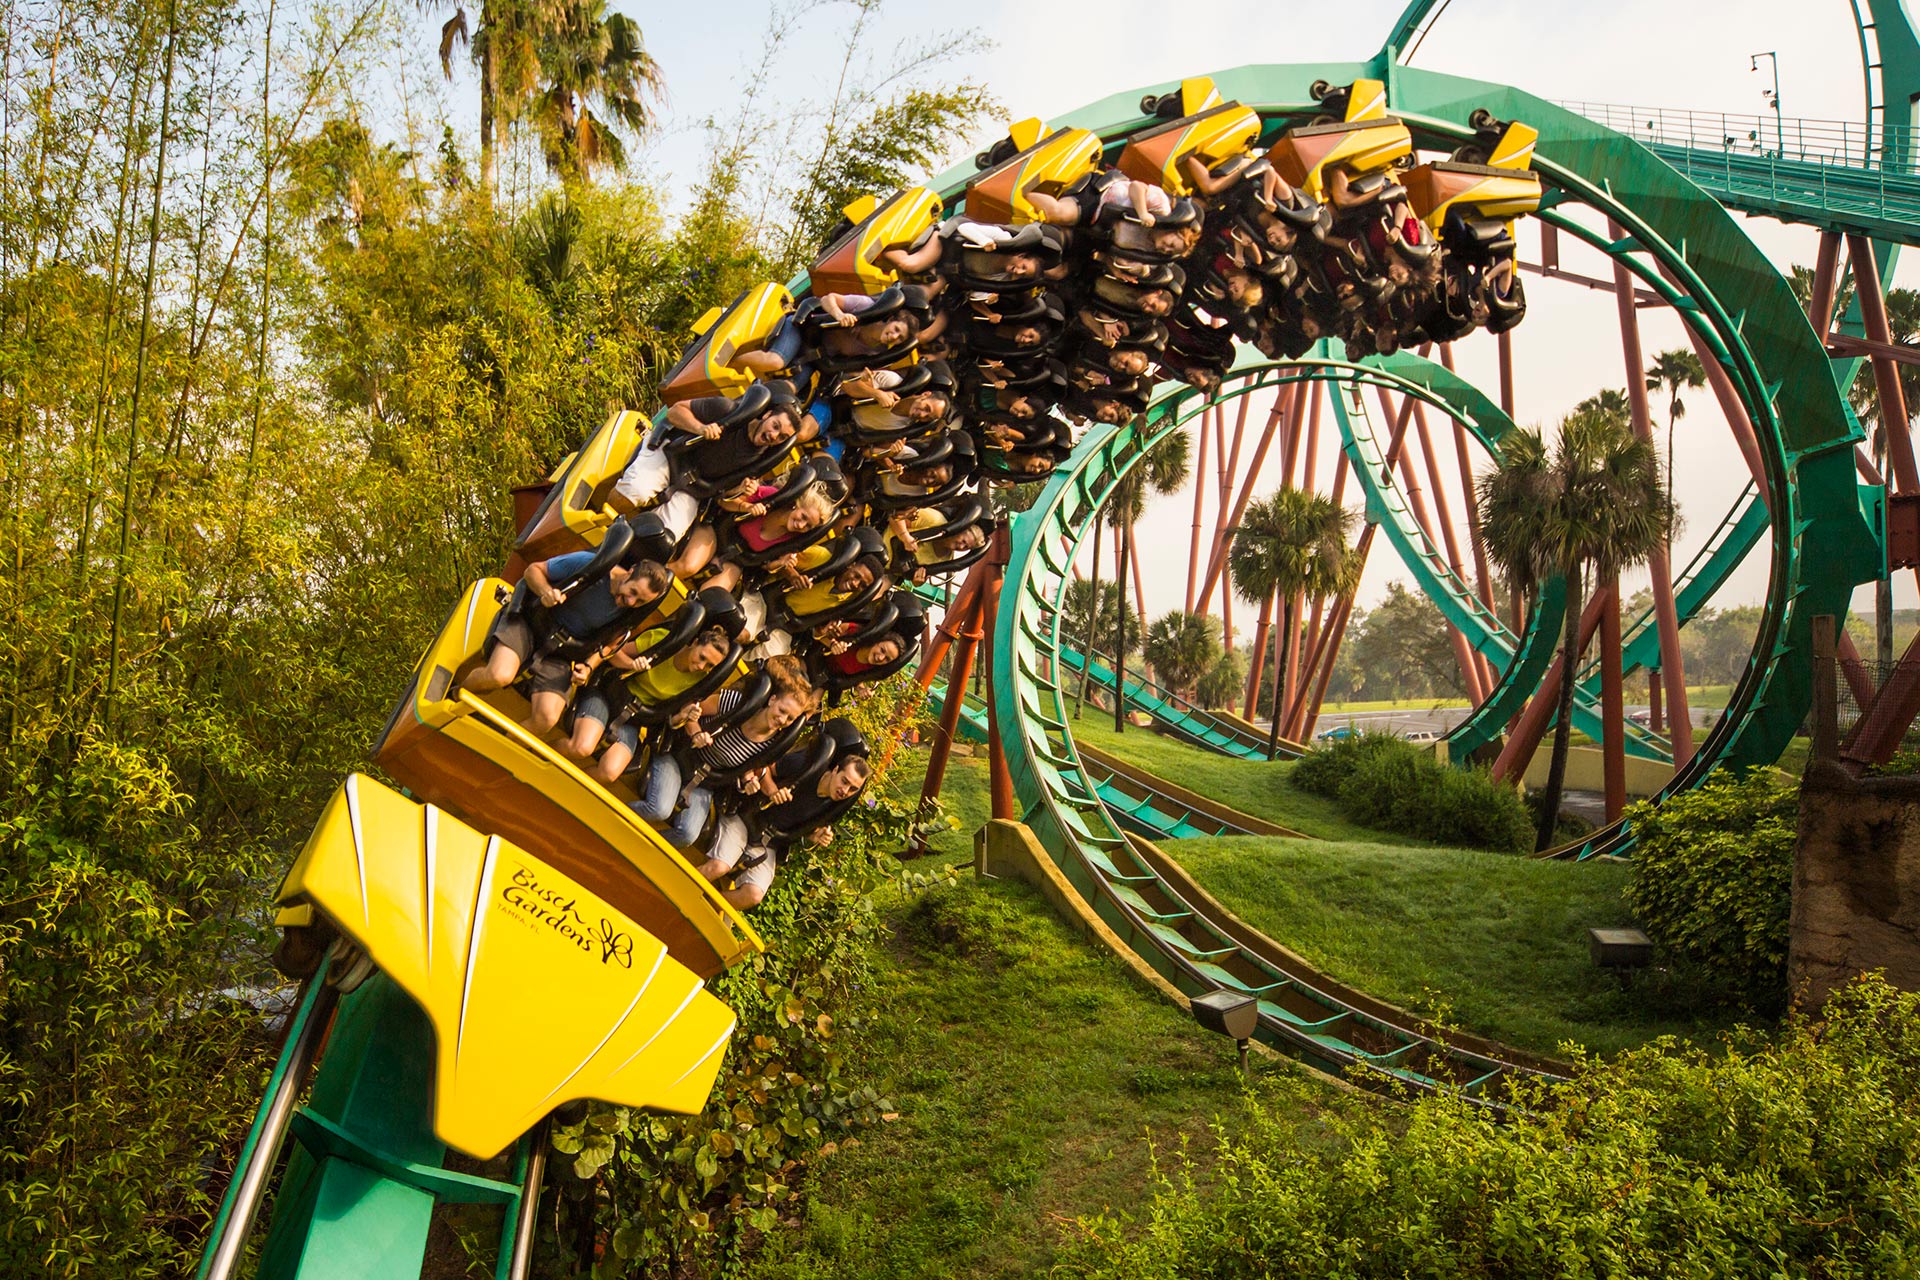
top-left (1611, 219), bottom-right (1693, 765)
top-left (917, 559), bottom-right (988, 689)
top-left (1648, 662), bottom-right (1664, 734)
top-left (1492, 588), bottom-right (1609, 784)
top-left (913, 581), bottom-right (987, 853)
top-left (1440, 344), bottom-right (1500, 694)
top-left (1128, 520), bottom-right (1147, 624)
top-left (1283, 593), bottom-right (1328, 740)
top-left (1195, 391), bottom-right (1293, 615)
top-left (1243, 593), bottom-right (1274, 719)
top-left (1807, 229), bottom-right (1843, 341)
top-left (1497, 328), bottom-right (1516, 422)
top-left (1377, 386), bottom-right (1487, 705)
top-left (1300, 377), bottom-right (1323, 489)
top-left (1834, 630), bottom-right (1878, 709)
top-left (1600, 576), bottom-right (1627, 822)
top-left (1186, 413), bottom-right (1210, 613)
top-left (1848, 234), bottom-right (1919, 496)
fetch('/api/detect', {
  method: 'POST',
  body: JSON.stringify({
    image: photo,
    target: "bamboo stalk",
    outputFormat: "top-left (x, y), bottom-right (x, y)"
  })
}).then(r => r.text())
top-left (103, 0), bottom-right (181, 726)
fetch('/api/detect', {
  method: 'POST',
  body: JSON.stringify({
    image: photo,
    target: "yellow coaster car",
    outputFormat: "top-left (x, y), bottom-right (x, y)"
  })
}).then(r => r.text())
top-left (1119, 87), bottom-right (1263, 197)
top-left (514, 407), bottom-right (651, 561)
top-left (810, 186), bottom-right (945, 296)
top-left (372, 578), bottom-right (762, 981)
top-left (965, 118), bottom-right (1103, 225)
top-left (658, 281), bottom-right (793, 404)
top-left (1406, 120), bottom-right (1543, 235)
top-left (273, 774), bottom-right (740, 1158)
top-left (1268, 77), bottom-right (1412, 204)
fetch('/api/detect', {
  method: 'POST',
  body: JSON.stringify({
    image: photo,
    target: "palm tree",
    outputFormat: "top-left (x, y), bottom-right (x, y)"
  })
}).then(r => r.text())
top-left (1066, 574), bottom-right (1137, 715)
top-left (1229, 488), bottom-right (1359, 759)
top-left (1143, 611), bottom-right (1223, 700)
top-left (1574, 387), bottom-right (1630, 427)
top-left (1644, 347), bottom-right (1705, 500)
top-left (1479, 410), bottom-right (1672, 851)
top-left (533, 0), bottom-right (665, 180)
top-left (430, 0), bottom-right (663, 191)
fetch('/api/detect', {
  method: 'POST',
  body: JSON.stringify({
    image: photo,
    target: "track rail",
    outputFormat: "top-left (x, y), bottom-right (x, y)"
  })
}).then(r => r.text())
top-left (989, 62), bottom-right (1869, 1097)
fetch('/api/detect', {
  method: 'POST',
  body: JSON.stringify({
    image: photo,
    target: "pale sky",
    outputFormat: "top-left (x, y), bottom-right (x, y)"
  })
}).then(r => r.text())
top-left (403, 0), bottom-right (1920, 631)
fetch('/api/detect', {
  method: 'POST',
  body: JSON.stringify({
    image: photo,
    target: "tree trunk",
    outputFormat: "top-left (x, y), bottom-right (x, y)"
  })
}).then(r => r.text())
top-left (1267, 594), bottom-right (1295, 760)
top-left (479, 39), bottom-right (496, 195)
top-left (1114, 520), bottom-right (1132, 734)
top-left (1242, 592), bottom-right (1274, 720)
top-left (1128, 517), bottom-right (1147, 624)
top-left (1535, 575), bottom-right (1585, 852)
top-left (1074, 519), bottom-right (1103, 717)
top-left (1600, 572), bottom-right (1626, 823)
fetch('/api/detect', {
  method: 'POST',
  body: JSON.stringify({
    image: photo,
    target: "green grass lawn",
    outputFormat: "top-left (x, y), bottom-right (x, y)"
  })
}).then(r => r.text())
top-left (1167, 835), bottom-right (1743, 1058)
top-left (1063, 714), bottom-right (1433, 844)
top-left (741, 874), bottom-right (1266, 1280)
top-left (896, 704), bottom-right (1741, 1063)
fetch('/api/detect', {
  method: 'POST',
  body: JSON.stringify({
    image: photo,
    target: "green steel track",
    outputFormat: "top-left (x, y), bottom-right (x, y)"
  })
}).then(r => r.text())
top-left (984, 57), bottom-right (1875, 1090)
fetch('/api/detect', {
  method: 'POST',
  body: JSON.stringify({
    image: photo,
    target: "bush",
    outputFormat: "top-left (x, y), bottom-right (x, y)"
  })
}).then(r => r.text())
top-left (1065, 976), bottom-right (1920, 1280)
top-left (1624, 772), bottom-right (1797, 1011)
top-left (1292, 733), bottom-right (1532, 853)
top-left (1288, 730), bottom-right (1405, 798)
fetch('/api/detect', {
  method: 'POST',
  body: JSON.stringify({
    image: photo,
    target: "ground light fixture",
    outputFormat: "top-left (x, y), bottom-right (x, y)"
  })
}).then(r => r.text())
top-left (1191, 989), bottom-right (1260, 1080)
top-left (1587, 927), bottom-right (1654, 988)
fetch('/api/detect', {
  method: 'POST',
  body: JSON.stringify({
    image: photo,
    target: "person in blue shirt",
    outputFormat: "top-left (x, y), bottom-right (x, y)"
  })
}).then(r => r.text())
top-left (463, 550), bottom-right (672, 736)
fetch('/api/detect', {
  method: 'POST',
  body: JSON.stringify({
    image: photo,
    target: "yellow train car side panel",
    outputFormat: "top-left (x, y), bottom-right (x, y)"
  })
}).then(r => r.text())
top-left (1342, 77), bottom-right (1390, 122)
top-left (1268, 118), bottom-right (1413, 203)
top-left (515, 408), bottom-right (649, 561)
top-left (277, 775), bottom-right (738, 1159)
top-left (1487, 121), bottom-right (1538, 170)
top-left (658, 282), bottom-right (793, 404)
top-left (1404, 162), bottom-right (1543, 233)
top-left (809, 186), bottom-right (944, 296)
top-left (965, 123), bottom-right (1103, 225)
top-left (1118, 102), bottom-right (1262, 196)
top-left (372, 579), bottom-right (762, 979)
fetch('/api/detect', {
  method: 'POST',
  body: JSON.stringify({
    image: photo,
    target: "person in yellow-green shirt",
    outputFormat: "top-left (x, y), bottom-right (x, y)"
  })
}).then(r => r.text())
top-left (567, 623), bottom-right (734, 785)
top-left (779, 553), bottom-right (884, 625)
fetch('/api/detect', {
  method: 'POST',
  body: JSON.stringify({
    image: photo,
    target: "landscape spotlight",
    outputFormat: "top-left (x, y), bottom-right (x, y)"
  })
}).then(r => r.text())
top-left (1587, 927), bottom-right (1653, 988)
top-left (1191, 989), bottom-right (1260, 1079)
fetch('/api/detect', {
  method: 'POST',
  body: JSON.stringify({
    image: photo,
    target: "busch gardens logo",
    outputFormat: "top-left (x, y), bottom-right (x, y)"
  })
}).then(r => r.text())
top-left (501, 863), bottom-right (633, 967)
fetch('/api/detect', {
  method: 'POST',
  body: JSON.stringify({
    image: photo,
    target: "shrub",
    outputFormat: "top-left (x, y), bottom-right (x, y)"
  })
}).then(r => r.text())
top-left (1288, 730), bottom-right (1404, 798)
top-left (1293, 733), bottom-right (1532, 853)
top-left (1624, 772), bottom-right (1797, 1011)
top-left (1338, 746), bottom-right (1533, 854)
top-left (1065, 976), bottom-right (1920, 1280)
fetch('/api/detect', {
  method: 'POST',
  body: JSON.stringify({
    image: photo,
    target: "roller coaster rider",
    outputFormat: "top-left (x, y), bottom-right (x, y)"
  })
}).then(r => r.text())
top-left (568, 620), bottom-right (736, 784)
top-left (697, 721), bottom-right (873, 909)
top-left (634, 654), bottom-right (818, 850)
top-left (462, 549), bottom-right (673, 735)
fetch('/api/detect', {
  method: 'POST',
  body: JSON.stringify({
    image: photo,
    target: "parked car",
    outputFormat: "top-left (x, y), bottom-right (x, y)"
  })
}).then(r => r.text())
top-left (1317, 724), bottom-right (1360, 742)
top-left (1628, 709), bottom-right (1653, 728)
top-left (1402, 729), bottom-right (1440, 744)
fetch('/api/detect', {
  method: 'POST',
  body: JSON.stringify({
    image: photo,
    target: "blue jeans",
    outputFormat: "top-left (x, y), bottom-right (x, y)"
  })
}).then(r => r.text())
top-left (635, 756), bottom-right (711, 848)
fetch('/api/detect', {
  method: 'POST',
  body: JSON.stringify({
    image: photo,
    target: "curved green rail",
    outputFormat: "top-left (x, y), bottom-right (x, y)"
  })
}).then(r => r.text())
top-left (995, 414), bottom-right (1551, 1092)
top-left (1049, 644), bottom-right (1280, 759)
top-left (989, 60), bottom-right (1873, 1090)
